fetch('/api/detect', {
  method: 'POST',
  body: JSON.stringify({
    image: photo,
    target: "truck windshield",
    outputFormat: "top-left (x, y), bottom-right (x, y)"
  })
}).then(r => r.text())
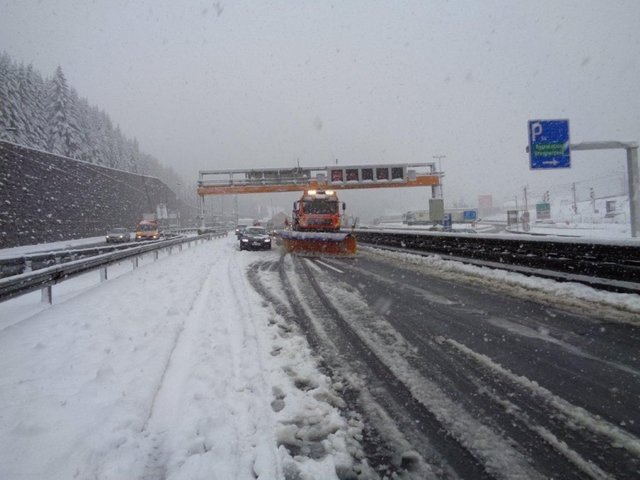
top-left (303, 200), bottom-right (338, 215)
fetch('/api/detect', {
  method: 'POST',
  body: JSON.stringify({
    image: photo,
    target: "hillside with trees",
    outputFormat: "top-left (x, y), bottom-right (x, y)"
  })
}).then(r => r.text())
top-left (0, 52), bottom-right (186, 197)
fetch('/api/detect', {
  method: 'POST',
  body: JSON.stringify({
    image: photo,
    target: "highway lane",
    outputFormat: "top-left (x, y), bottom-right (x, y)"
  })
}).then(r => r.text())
top-left (251, 249), bottom-right (640, 479)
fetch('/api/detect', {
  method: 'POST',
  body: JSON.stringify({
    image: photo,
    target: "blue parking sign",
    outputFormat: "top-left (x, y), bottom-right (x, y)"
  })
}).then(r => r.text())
top-left (463, 210), bottom-right (477, 221)
top-left (528, 119), bottom-right (570, 169)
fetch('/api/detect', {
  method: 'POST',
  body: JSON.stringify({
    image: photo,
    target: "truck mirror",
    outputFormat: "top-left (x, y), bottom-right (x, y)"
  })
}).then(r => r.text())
top-left (342, 202), bottom-right (346, 211)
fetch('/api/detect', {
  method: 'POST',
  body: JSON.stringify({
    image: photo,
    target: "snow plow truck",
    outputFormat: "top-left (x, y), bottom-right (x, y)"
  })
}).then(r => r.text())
top-left (279, 189), bottom-right (357, 255)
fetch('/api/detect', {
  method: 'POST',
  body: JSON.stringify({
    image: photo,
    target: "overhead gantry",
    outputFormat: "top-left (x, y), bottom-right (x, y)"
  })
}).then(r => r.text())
top-left (196, 162), bottom-right (443, 226)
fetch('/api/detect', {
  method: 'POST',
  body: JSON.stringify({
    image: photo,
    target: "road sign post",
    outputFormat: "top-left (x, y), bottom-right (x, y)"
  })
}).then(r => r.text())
top-left (570, 141), bottom-right (639, 238)
top-left (443, 213), bottom-right (452, 231)
top-left (528, 119), bottom-right (571, 169)
top-left (526, 132), bottom-right (640, 237)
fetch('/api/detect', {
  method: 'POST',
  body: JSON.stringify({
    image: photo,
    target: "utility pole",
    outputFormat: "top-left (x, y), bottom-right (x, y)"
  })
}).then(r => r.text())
top-left (572, 182), bottom-right (578, 214)
top-left (433, 154), bottom-right (446, 172)
top-left (523, 185), bottom-right (528, 212)
top-left (433, 155), bottom-right (446, 200)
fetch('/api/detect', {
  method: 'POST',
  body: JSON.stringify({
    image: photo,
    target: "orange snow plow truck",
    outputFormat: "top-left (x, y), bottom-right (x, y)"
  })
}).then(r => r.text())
top-left (279, 189), bottom-right (356, 255)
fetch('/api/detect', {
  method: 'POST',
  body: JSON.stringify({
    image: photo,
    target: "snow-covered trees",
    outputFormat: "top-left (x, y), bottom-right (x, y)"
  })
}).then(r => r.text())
top-left (0, 52), bottom-right (182, 189)
top-left (0, 52), bottom-right (23, 142)
top-left (17, 64), bottom-right (47, 149)
top-left (46, 66), bottom-right (82, 157)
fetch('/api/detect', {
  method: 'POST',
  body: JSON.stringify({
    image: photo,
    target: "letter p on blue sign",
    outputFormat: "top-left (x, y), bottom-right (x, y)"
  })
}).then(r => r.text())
top-left (528, 119), bottom-right (571, 170)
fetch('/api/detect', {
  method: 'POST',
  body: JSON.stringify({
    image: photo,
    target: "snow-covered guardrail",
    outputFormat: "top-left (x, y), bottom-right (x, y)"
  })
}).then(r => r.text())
top-left (0, 241), bottom-right (140, 279)
top-left (354, 228), bottom-right (640, 293)
top-left (0, 228), bottom-right (229, 279)
top-left (0, 231), bottom-right (227, 304)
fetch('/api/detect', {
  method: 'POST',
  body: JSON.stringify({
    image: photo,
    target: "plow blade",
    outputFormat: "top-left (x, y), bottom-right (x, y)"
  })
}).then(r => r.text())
top-left (278, 231), bottom-right (357, 256)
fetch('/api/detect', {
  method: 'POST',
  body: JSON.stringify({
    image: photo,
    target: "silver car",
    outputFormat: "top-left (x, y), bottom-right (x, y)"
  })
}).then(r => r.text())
top-left (106, 227), bottom-right (131, 243)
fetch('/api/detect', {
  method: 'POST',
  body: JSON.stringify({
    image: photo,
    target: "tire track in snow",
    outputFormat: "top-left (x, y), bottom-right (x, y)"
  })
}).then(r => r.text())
top-left (139, 241), bottom-right (288, 480)
top-left (138, 250), bottom-right (223, 478)
top-left (224, 251), bottom-right (282, 479)
top-left (274, 255), bottom-right (503, 479)
top-left (316, 253), bottom-right (640, 478)
top-left (445, 338), bottom-right (640, 477)
top-left (248, 258), bottom-right (401, 480)
top-left (137, 244), bottom-right (231, 479)
top-left (323, 259), bottom-right (609, 477)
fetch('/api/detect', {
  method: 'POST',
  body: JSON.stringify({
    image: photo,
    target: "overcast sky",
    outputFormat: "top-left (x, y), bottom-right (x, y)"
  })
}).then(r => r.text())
top-left (1, 0), bottom-right (639, 219)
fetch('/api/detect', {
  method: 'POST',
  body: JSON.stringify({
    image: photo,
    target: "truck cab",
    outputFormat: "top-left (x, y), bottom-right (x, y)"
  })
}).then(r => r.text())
top-left (292, 190), bottom-right (345, 232)
top-left (135, 220), bottom-right (160, 241)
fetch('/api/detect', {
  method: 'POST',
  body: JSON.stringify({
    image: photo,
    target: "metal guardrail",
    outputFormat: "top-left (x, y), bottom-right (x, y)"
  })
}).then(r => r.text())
top-left (354, 228), bottom-right (640, 293)
top-left (1, 241), bottom-right (139, 279)
top-left (0, 231), bottom-right (227, 304)
top-left (0, 228), bottom-right (229, 279)
top-left (4, 227), bottom-right (638, 303)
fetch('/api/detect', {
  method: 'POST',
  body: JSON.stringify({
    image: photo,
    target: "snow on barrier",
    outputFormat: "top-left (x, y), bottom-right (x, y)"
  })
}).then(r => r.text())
top-left (354, 228), bottom-right (640, 293)
top-left (0, 232), bottom-right (225, 304)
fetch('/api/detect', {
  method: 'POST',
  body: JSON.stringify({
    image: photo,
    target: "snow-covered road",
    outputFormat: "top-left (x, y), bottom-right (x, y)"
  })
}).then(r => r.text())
top-left (0, 236), bottom-right (367, 480)
top-left (247, 248), bottom-right (640, 479)
top-left (2, 233), bottom-right (640, 479)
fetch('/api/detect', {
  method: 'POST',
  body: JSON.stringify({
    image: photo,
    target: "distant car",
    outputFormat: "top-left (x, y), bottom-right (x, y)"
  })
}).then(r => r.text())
top-left (239, 226), bottom-right (272, 251)
top-left (105, 227), bottom-right (130, 243)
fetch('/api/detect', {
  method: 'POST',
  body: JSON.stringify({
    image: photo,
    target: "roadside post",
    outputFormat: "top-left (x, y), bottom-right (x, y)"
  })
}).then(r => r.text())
top-left (443, 213), bottom-right (452, 231)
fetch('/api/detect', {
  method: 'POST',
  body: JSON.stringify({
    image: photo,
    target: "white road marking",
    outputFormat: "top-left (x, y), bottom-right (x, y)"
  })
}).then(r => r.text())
top-left (314, 259), bottom-right (344, 273)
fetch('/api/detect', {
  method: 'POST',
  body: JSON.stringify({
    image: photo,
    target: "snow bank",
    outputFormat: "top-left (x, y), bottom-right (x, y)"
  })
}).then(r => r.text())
top-left (364, 247), bottom-right (640, 324)
top-left (0, 236), bottom-right (366, 479)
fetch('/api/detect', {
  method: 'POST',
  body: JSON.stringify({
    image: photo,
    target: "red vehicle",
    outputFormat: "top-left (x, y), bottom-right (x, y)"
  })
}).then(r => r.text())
top-left (135, 220), bottom-right (160, 241)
